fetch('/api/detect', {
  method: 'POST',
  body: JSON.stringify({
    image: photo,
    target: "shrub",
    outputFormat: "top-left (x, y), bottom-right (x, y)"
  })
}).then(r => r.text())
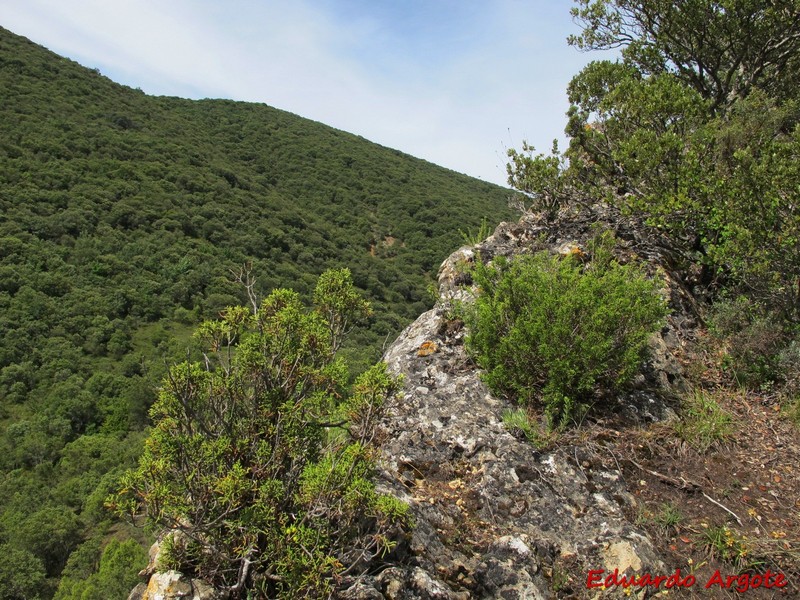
top-left (110, 269), bottom-right (407, 599)
top-left (466, 248), bottom-right (667, 429)
top-left (706, 296), bottom-right (788, 388)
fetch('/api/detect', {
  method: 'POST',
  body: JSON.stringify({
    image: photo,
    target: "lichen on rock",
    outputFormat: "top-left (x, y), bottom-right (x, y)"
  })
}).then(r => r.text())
top-left (343, 205), bottom-right (696, 598)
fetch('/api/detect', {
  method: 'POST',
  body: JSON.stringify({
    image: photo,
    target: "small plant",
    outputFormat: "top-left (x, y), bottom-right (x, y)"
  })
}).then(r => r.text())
top-left (466, 246), bottom-right (667, 429)
top-left (635, 502), bottom-right (683, 535)
top-left (459, 217), bottom-right (493, 246)
top-left (549, 564), bottom-right (570, 593)
top-left (654, 502), bottom-right (683, 534)
top-left (501, 407), bottom-right (538, 443)
top-left (704, 525), bottom-right (750, 568)
top-left (785, 398), bottom-right (800, 428)
top-left (675, 389), bottom-right (733, 452)
top-left (634, 504), bottom-right (652, 528)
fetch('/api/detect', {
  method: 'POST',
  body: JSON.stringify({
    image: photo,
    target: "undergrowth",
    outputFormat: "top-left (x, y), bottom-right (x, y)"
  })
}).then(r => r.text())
top-left (466, 235), bottom-right (667, 429)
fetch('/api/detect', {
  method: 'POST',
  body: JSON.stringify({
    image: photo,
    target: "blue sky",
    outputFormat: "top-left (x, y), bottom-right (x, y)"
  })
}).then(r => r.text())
top-left (1, 0), bottom-right (612, 185)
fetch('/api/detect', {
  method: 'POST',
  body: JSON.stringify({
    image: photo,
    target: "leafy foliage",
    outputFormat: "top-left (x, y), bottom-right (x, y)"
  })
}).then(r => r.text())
top-left (706, 296), bottom-right (789, 388)
top-left (569, 0), bottom-right (800, 110)
top-left (0, 26), bottom-right (510, 597)
top-left (466, 242), bottom-right (667, 428)
top-left (509, 1), bottom-right (800, 324)
top-left (111, 270), bottom-right (407, 598)
top-left (55, 539), bottom-right (146, 600)
top-left (0, 544), bottom-right (47, 600)
top-left (506, 141), bottom-right (581, 217)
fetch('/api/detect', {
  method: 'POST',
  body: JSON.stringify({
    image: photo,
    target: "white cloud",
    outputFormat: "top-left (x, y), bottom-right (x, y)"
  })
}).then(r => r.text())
top-left (0, 0), bottom-right (604, 185)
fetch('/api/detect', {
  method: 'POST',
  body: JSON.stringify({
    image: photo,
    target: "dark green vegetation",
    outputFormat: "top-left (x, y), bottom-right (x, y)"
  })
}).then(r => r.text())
top-left (466, 240), bottom-right (667, 429)
top-left (492, 3), bottom-right (800, 585)
top-left (0, 27), bottom-right (511, 598)
top-left (507, 0), bottom-right (800, 395)
top-left (112, 269), bottom-right (408, 598)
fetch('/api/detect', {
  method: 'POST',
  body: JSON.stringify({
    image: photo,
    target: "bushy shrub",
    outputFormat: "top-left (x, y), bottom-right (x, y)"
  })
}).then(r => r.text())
top-left (110, 269), bottom-right (408, 598)
top-left (706, 296), bottom-right (788, 388)
top-left (466, 249), bottom-right (667, 429)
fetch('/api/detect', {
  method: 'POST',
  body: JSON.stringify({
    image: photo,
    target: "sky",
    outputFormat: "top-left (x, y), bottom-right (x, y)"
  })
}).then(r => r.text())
top-left (0, 0), bottom-right (611, 186)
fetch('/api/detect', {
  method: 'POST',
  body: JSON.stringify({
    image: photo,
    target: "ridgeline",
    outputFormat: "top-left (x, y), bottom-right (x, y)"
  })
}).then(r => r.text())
top-left (0, 27), bottom-right (512, 598)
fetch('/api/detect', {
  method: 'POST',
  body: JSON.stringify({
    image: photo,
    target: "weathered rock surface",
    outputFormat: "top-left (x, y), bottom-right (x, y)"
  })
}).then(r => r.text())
top-left (127, 569), bottom-right (221, 600)
top-left (129, 206), bottom-right (697, 599)
top-left (344, 205), bottom-right (696, 598)
top-left (128, 532), bottom-right (221, 600)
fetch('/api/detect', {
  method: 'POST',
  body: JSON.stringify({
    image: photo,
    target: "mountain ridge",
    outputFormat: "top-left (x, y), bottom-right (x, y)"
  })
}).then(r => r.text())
top-left (0, 26), bottom-right (513, 598)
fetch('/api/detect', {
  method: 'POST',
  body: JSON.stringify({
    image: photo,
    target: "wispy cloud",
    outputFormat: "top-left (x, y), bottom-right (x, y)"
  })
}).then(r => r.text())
top-left (1, 0), bottom-right (606, 185)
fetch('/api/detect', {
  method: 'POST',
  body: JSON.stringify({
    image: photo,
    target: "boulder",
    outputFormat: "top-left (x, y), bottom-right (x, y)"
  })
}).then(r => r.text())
top-left (346, 206), bottom-right (694, 597)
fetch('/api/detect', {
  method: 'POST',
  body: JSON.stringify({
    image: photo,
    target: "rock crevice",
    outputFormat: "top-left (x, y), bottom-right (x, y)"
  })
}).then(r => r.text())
top-left (344, 206), bottom-right (693, 598)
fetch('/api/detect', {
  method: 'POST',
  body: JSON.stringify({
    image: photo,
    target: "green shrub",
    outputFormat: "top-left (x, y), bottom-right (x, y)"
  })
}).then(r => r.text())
top-left (706, 296), bottom-right (787, 388)
top-left (110, 269), bottom-right (407, 598)
top-left (466, 249), bottom-right (666, 429)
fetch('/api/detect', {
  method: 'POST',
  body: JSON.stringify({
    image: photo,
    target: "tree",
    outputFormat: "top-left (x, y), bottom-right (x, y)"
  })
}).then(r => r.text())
top-left (16, 507), bottom-right (82, 577)
top-left (55, 538), bottom-right (146, 600)
top-left (508, 1), bottom-right (800, 320)
top-left (111, 268), bottom-right (408, 598)
top-left (0, 544), bottom-right (46, 600)
top-left (569, 0), bottom-right (800, 110)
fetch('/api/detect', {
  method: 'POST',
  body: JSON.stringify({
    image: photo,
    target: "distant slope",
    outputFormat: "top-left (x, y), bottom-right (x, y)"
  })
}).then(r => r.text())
top-left (0, 27), bottom-right (512, 598)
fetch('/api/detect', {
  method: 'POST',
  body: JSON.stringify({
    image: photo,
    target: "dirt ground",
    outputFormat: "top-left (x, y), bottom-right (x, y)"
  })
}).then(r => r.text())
top-left (563, 380), bottom-right (800, 598)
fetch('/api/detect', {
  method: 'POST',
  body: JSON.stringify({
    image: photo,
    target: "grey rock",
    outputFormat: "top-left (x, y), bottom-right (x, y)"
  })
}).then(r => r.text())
top-left (359, 206), bottom-right (693, 597)
top-left (128, 583), bottom-right (148, 600)
top-left (128, 206), bottom-right (693, 599)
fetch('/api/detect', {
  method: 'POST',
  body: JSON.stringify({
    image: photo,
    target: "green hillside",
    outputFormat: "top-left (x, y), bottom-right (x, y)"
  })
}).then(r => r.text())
top-left (0, 27), bottom-right (512, 598)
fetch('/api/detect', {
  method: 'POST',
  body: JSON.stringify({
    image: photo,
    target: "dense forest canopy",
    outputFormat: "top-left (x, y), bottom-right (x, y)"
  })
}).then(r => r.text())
top-left (7, 0), bottom-right (799, 595)
top-left (0, 27), bottom-right (512, 598)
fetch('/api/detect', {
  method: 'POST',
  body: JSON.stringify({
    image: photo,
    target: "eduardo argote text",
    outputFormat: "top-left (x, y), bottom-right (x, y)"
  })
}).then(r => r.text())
top-left (587, 568), bottom-right (788, 593)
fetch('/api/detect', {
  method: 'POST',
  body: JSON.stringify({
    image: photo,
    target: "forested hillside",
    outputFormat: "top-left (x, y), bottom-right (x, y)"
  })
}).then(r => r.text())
top-left (0, 27), bottom-right (512, 598)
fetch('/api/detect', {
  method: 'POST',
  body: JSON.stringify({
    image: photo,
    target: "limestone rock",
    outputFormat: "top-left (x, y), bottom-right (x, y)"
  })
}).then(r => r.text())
top-left (139, 530), bottom-right (187, 578)
top-left (353, 206), bottom-right (693, 597)
top-left (127, 570), bottom-right (221, 600)
top-left (129, 206), bottom-right (695, 599)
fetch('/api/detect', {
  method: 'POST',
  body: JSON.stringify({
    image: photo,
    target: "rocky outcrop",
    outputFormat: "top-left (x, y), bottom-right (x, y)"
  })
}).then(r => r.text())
top-left (127, 531), bottom-right (221, 600)
top-left (127, 570), bottom-right (221, 600)
top-left (341, 205), bottom-right (695, 598)
top-left (129, 205), bottom-right (697, 599)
